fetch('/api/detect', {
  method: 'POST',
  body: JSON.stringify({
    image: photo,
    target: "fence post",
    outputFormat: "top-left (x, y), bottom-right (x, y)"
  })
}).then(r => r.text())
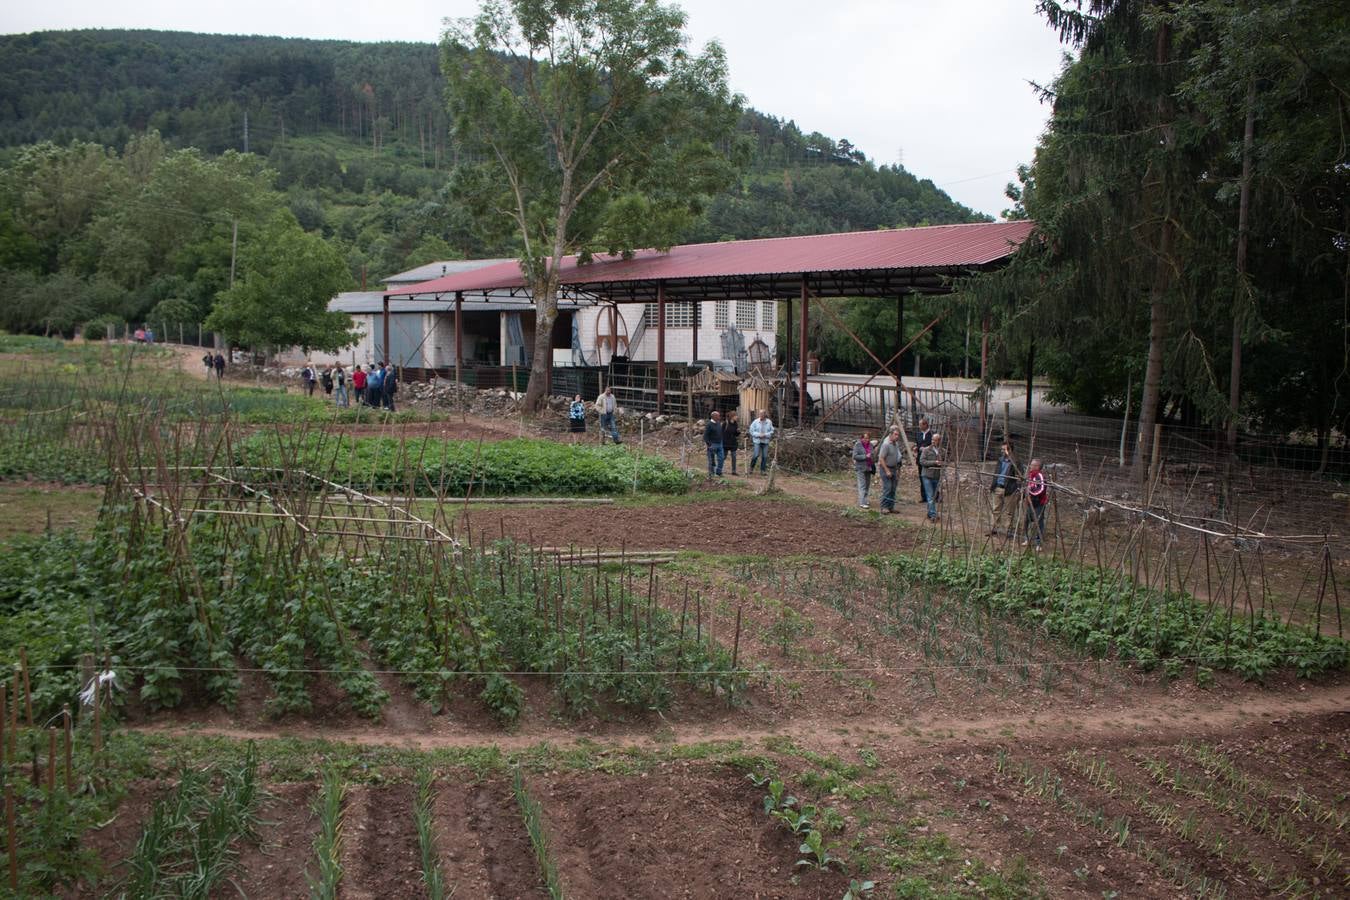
top-left (1146, 423), bottom-right (1163, 504)
top-left (6, 779), bottom-right (16, 890)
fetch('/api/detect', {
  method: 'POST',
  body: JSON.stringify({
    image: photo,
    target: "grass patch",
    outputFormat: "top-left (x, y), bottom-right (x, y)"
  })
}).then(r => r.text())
top-left (0, 483), bottom-right (102, 537)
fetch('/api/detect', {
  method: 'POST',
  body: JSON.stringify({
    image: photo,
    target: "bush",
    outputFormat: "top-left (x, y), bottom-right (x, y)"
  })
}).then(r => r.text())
top-left (81, 315), bottom-right (122, 342)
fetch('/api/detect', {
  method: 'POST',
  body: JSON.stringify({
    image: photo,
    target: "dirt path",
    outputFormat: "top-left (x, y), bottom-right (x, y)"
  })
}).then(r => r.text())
top-left (131, 679), bottom-right (1350, 757)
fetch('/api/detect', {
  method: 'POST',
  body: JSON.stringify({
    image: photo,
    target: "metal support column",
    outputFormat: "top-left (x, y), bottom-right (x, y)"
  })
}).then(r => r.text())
top-left (656, 282), bottom-right (666, 414)
top-left (381, 296), bottom-right (390, 364)
top-left (454, 291), bottom-right (463, 388)
top-left (798, 279), bottom-right (810, 426)
top-left (690, 300), bottom-right (699, 364)
top-left (979, 310), bottom-right (990, 451)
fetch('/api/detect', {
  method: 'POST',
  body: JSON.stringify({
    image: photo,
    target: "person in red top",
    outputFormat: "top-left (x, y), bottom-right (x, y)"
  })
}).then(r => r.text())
top-left (1022, 458), bottom-right (1049, 550)
top-left (351, 365), bottom-right (368, 406)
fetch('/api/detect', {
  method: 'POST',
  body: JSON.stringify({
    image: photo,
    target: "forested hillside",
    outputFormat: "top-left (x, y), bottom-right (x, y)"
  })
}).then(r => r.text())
top-left (0, 29), bottom-right (981, 356)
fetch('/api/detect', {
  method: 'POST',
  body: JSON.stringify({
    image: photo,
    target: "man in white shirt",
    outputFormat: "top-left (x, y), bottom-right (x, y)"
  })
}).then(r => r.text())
top-left (748, 410), bottom-right (775, 475)
top-left (596, 386), bottom-right (621, 444)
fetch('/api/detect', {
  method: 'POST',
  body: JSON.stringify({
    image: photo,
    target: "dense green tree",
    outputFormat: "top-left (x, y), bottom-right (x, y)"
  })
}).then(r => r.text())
top-left (205, 211), bottom-right (356, 352)
top-left (443, 0), bottom-right (744, 411)
top-left (977, 0), bottom-right (1348, 473)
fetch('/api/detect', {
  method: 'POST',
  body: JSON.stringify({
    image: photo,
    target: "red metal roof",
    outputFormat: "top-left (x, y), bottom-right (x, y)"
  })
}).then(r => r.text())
top-left (386, 221), bottom-right (1034, 302)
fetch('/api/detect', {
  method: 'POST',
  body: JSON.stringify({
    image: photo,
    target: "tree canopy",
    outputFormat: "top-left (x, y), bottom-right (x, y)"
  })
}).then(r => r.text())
top-left (442, 0), bottom-right (746, 410)
top-left (974, 0), bottom-right (1349, 467)
top-left (205, 210), bottom-right (356, 353)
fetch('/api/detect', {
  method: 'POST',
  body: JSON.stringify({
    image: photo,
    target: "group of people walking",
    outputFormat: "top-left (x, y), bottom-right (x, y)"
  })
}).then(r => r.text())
top-left (703, 409), bottom-right (775, 477)
top-left (851, 416), bottom-right (1050, 548)
top-left (300, 361), bottom-right (398, 411)
top-left (569, 390), bottom-right (777, 479)
top-left (200, 352), bottom-right (226, 379)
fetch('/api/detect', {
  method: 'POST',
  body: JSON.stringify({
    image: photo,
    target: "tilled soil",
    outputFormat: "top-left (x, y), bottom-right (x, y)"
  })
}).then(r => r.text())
top-left (457, 496), bottom-right (916, 557)
top-left (339, 783), bottom-right (426, 899)
top-left (533, 766), bottom-right (848, 899)
top-left (229, 781), bottom-right (318, 899)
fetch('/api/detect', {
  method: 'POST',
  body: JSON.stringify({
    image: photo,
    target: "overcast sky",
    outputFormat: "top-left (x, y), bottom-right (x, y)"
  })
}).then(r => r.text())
top-left (2, 1), bottom-right (1070, 218)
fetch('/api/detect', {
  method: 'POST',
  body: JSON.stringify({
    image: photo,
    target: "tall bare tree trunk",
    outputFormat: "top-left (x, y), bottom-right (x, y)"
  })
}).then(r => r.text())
top-left (1227, 80), bottom-right (1256, 454)
top-left (1135, 221), bottom-right (1172, 471)
top-left (1135, 18), bottom-right (1177, 474)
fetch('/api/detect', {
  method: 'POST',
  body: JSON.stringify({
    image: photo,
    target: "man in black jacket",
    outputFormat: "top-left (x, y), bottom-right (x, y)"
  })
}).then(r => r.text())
top-left (913, 416), bottom-right (933, 503)
top-left (382, 364), bottom-right (398, 412)
top-left (703, 410), bottom-right (725, 478)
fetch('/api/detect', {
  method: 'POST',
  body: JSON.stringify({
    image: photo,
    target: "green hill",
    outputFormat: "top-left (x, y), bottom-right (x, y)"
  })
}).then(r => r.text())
top-left (0, 29), bottom-right (983, 256)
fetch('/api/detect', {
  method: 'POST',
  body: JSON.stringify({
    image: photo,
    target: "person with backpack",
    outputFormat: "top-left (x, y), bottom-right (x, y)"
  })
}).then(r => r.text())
top-left (1022, 458), bottom-right (1049, 550)
top-left (987, 440), bottom-right (1020, 536)
top-left (201, 353), bottom-right (213, 375)
top-left (212, 352), bottom-right (225, 379)
top-left (300, 362), bottom-right (316, 396)
top-left (320, 366), bottom-right (334, 396)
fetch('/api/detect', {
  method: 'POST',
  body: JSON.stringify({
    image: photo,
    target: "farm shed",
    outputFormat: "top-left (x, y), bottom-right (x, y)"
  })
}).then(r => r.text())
top-left (386, 222), bottom-right (1034, 425)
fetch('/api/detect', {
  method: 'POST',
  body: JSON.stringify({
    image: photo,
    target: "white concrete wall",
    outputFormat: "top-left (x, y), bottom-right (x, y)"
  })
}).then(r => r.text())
top-left (276, 314), bottom-right (374, 368)
top-left (571, 301), bottom-right (777, 366)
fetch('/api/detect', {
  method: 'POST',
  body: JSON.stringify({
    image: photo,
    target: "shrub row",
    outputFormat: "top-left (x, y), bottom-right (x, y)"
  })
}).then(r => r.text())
top-left (888, 552), bottom-right (1348, 680)
top-left (236, 432), bottom-right (690, 496)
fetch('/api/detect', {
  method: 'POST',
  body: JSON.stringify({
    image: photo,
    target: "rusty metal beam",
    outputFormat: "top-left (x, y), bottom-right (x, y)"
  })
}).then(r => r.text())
top-left (656, 282), bottom-right (666, 414)
top-left (816, 310), bottom-right (950, 429)
top-left (381, 295), bottom-right (390, 364)
top-left (798, 279), bottom-right (809, 425)
top-left (454, 291), bottom-right (463, 389)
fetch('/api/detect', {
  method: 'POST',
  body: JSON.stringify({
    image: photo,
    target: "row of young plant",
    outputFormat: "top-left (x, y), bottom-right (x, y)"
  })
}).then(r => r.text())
top-left (0, 489), bottom-right (741, 727)
top-left (342, 536), bottom-right (746, 721)
top-left (1063, 750), bottom-right (1322, 895)
top-left (994, 751), bottom-right (1228, 898)
top-left (235, 431), bottom-right (690, 496)
top-left (887, 552), bottom-right (1349, 680)
top-left (1132, 747), bottom-right (1348, 885)
top-left (306, 766), bottom-right (550, 899)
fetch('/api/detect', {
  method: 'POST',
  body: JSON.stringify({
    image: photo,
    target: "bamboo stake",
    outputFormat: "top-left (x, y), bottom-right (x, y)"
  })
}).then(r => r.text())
top-left (0, 685), bottom-right (5, 766)
top-left (732, 605), bottom-right (743, 669)
top-left (46, 729), bottom-right (56, 795)
top-left (18, 651), bottom-right (31, 726)
top-left (62, 706), bottom-right (72, 794)
top-left (6, 781), bottom-right (16, 891)
top-left (92, 677), bottom-right (102, 758)
top-left (6, 678), bottom-right (15, 763)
